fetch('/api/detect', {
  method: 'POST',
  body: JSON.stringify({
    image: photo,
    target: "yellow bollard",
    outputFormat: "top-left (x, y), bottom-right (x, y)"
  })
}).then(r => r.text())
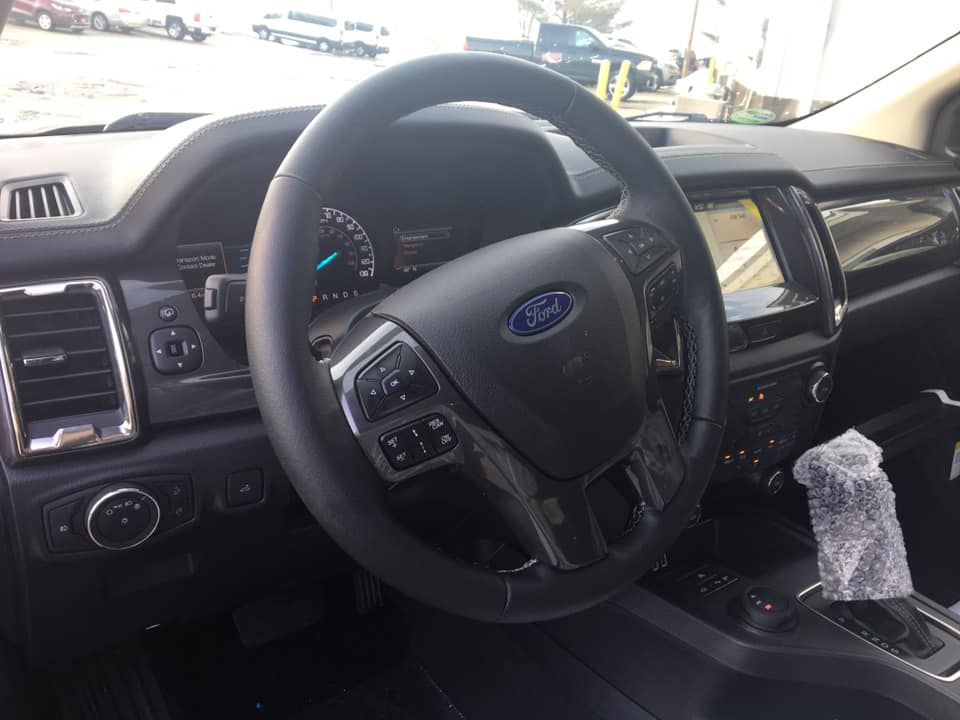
top-left (595, 59), bottom-right (612, 100)
top-left (610, 60), bottom-right (632, 110)
top-left (708, 56), bottom-right (716, 84)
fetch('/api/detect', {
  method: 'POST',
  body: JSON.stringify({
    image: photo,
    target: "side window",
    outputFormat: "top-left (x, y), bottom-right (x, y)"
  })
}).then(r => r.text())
top-left (344, 21), bottom-right (356, 31)
top-left (573, 30), bottom-right (596, 49)
top-left (380, 26), bottom-right (390, 37)
top-left (357, 22), bottom-right (374, 33)
top-left (539, 26), bottom-right (569, 49)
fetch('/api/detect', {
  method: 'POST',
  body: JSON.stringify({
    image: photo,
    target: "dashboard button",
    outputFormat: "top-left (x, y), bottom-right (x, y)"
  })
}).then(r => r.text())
top-left (149, 326), bottom-right (203, 374)
top-left (423, 414), bottom-right (458, 454)
top-left (226, 469), bottom-right (264, 507)
top-left (46, 499), bottom-right (93, 552)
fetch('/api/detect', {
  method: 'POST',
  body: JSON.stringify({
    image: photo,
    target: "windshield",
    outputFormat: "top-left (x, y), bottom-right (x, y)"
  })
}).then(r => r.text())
top-left (1, 0), bottom-right (958, 135)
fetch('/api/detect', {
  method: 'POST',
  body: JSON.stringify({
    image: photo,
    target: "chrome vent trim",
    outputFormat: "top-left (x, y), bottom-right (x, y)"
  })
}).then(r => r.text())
top-left (0, 279), bottom-right (137, 458)
top-left (793, 188), bottom-right (848, 332)
top-left (0, 177), bottom-right (81, 221)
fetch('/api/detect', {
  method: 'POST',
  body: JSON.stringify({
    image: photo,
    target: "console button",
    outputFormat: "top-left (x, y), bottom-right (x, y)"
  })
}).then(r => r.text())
top-left (226, 469), bottom-right (264, 507)
top-left (148, 476), bottom-right (194, 529)
top-left (86, 486), bottom-right (162, 550)
top-left (149, 326), bottom-right (203, 374)
top-left (732, 585), bottom-right (798, 632)
top-left (46, 499), bottom-right (93, 552)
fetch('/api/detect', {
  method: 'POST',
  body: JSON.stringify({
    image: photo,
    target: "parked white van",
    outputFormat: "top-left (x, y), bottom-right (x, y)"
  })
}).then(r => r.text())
top-left (342, 21), bottom-right (390, 58)
top-left (252, 9), bottom-right (343, 52)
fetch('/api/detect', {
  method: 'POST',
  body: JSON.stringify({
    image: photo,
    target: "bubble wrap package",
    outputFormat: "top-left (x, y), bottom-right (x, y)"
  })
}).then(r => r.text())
top-left (793, 428), bottom-right (914, 601)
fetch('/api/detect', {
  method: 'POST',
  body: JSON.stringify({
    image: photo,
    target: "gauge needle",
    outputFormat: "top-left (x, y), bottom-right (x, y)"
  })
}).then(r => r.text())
top-left (316, 251), bottom-right (339, 270)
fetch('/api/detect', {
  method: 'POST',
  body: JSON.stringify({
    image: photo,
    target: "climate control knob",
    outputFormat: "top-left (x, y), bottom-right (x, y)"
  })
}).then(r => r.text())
top-left (85, 486), bottom-right (161, 550)
top-left (808, 367), bottom-right (834, 405)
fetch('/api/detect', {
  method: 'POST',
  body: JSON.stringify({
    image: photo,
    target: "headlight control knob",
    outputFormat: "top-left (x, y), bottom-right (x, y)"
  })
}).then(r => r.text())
top-left (808, 367), bottom-right (834, 405)
top-left (85, 486), bottom-right (161, 550)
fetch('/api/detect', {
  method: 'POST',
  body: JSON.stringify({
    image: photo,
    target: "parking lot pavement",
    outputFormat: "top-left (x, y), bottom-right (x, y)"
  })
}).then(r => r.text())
top-left (0, 23), bottom-right (675, 134)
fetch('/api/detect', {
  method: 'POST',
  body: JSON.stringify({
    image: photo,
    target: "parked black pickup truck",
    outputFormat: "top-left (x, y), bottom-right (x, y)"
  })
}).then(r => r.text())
top-left (465, 22), bottom-right (659, 99)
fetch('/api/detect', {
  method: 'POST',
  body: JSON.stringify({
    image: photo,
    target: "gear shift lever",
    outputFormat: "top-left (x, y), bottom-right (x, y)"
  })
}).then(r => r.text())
top-left (794, 429), bottom-right (942, 658)
top-left (843, 599), bottom-right (944, 659)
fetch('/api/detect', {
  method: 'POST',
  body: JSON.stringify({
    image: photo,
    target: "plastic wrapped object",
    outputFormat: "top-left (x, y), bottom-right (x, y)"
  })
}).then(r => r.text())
top-left (793, 429), bottom-right (914, 601)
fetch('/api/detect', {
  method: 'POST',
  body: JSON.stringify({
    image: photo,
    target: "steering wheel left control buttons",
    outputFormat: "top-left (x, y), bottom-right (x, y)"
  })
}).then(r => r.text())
top-left (149, 326), bottom-right (203, 374)
top-left (357, 343), bottom-right (439, 420)
top-left (380, 414), bottom-right (459, 470)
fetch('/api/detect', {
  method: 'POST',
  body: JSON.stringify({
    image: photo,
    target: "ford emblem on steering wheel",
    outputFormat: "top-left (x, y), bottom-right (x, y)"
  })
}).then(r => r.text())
top-left (507, 291), bottom-right (575, 336)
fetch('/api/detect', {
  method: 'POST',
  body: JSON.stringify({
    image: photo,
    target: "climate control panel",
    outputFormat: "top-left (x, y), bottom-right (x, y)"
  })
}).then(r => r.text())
top-left (714, 362), bottom-right (832, 483)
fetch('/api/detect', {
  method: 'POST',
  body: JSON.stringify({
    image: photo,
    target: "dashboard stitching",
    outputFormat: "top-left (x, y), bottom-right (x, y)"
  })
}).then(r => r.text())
top-left (0, 105), bottom-right (325, 240)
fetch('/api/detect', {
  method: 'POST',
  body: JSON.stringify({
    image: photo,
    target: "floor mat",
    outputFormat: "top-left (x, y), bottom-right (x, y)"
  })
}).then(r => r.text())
top-left (144, 604), bottom-right (414, 720)
top-left (291, 658), bottom-right (463, 720)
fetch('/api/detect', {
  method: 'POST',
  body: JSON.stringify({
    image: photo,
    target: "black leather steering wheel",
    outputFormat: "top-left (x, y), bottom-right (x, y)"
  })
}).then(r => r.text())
top-left (246, 53), bottom-right (728, 622)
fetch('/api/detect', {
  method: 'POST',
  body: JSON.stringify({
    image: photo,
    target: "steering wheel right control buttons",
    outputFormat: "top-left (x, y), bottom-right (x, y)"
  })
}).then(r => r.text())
top-left (603, 226), bottom-right (669, 275)
top-left (357, 343), bottom-right (439, 420)
top-left (379, 414), bottom-right (459, 470)
top-left (646, 265), bottom-right (680, 316)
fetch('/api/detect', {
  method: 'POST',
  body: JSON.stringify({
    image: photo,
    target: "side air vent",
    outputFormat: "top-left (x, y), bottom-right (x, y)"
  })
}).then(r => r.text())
top-left (1, 178), bottom-right (80, 221)
top-left (794, 188), bottom-right (848, 332)
top-left (0, 280), bottom-right (136, 458)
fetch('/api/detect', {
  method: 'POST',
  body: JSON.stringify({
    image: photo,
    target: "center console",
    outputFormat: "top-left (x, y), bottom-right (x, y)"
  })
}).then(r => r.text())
top-left (682, 186), bottom-right (846, 490)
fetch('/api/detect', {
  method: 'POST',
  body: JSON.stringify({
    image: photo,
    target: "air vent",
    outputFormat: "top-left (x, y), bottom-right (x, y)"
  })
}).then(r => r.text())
top-left (1, 178), bottom-right (80, 221)
top-left (0, 280), bottom-right (136, 458)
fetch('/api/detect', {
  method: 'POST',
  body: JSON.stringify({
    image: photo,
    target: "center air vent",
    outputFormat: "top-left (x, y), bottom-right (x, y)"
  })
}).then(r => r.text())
top-left (1, 178), bottom-right (80, 221)
top-left (0, 280), bottom-right (136, 458)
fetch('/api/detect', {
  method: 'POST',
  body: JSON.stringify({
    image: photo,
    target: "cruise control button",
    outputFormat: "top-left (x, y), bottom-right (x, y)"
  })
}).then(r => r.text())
top-left (407, 424), bottom-right (434, 461)
top-left (423, 414), bottom-right (458, 454)
top-left (379, 429), bottom-right (418, 470)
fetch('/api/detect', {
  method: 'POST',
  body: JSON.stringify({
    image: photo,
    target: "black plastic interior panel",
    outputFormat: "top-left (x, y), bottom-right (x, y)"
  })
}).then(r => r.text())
top-left (1, 414), bottom-right (348, 662)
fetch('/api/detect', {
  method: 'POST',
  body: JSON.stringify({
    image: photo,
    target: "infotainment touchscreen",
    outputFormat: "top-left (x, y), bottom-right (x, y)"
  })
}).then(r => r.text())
top-left (693, 198), bottom-right (784, 294)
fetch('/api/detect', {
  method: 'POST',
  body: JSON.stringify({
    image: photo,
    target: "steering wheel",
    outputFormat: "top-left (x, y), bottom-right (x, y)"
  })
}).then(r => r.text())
top-left (246, 53), bottom-right (728, 622)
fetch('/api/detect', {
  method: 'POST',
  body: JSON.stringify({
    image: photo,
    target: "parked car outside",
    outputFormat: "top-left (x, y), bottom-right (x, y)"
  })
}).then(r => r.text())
top-left (10, 0), bottom-right (89, 32)
top-left (138, 0), bottom-right (217, 42)
top-left (86, 0), bottom-right (145, 32)
top-left (465, 22), bottom-right (660, 99)
top-left (252, 8), bottom-right (343, 52)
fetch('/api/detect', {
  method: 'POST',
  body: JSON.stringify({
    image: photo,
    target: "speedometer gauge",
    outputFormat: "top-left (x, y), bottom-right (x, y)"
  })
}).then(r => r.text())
top-left (313, 208), bottom-right (377, 311)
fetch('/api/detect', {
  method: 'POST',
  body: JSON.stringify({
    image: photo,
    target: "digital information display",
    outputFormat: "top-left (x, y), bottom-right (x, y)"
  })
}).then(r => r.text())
top-left (693, 198), bottom-right (785, 294)
top-left (393, 226), bottom-right (457, 272)
top-left (175, 242), bottom-right (248, 301)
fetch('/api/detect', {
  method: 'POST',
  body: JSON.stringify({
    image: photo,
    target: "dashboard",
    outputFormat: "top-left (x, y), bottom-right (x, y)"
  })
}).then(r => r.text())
top-left (2, 103), bottom-right (960, 662)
